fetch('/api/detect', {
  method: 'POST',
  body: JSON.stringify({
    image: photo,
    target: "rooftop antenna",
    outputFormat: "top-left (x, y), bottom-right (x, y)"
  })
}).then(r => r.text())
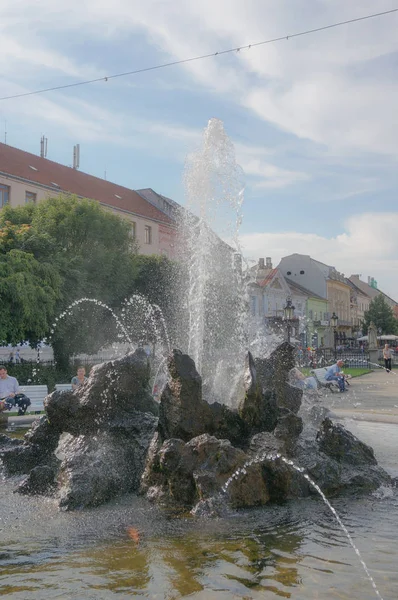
top-left (40, 135), bottom-right (48, 158)
top-left (73, 144), bottom-right (80, 169)
top-left (4, 120), bottom-right (7, 144)
top-left (104, 168), bottom-right (107, 181)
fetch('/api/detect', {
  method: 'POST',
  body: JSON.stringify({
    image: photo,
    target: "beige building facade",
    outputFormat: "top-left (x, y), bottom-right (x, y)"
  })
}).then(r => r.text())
top-left (0, 142), bottom-right (177, 259)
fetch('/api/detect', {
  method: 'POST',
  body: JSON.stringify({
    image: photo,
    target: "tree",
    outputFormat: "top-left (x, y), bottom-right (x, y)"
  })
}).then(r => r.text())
top-left (0, 249), bottom-right (61, 345)
top-left (0, 196), bottom-right (139, 368)
top-left (0, 197), bottom-right (182, 368)
top-left (362, 295), bottom-right (398, 335)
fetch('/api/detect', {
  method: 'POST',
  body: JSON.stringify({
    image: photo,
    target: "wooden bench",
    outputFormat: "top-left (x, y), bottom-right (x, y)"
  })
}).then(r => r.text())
top-left (55, 383), bottom-right (73, 392)
top-left (311, 368), bottom-right (340, 393)
top-left (18, 385), bottom-right (48, 413)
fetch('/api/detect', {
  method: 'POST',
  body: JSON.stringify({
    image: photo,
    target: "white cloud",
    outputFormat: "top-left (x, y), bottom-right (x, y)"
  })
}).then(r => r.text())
top-left (2, 0), bottom-right (398, 157)
top-left (239, 212), bottom-right (398, 299)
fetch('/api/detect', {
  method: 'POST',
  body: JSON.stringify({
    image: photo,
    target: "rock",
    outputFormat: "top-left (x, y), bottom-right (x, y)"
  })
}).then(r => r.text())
top-left (158, 350), bottom-right (213, 442)
top-left (227, 463), bottom-right (270, 508)
top-left (317, 418), bottom-right (377, 466)
top-left (0, 443), bottom-right (44, 475)
top-left (45, 349), bottom-right (158, 436)
top-left (17, 465), bottom-right (57, 496)
top-left (24, 416), bottom-right (61, 454)
top-left (274, 413), bottom-right (303, 442)
top-left (0, 417), bottom-right (61, 476)
top-left (141, 433), bottom-right (270, 510)
top-left (238, 352), bottom-right (278, 433)
top-left (249, 431), bottom-right (286, 457)
top-left (255, 343), bottom-right (302, 415)
top-left (0, 433), bottom-right (24, 449)
top-left (208, 402), bottom-right (248, 446)
top-left (57, 410), bottom-right (158, 510)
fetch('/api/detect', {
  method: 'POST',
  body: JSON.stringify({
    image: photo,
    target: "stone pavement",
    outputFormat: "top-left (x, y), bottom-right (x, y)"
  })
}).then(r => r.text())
top-left (322, 369), bottom-right (398, 424)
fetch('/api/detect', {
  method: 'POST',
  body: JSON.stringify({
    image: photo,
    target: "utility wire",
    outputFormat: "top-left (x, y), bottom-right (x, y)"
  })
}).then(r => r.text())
top-left (1, 8), bottom-right (397, 101)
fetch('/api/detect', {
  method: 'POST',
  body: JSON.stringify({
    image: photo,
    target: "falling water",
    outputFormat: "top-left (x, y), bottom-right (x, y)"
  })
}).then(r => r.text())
top-left (49, 297), bottom-right (132, 345)
top-left (220, 452), bottom-right (384, 600)
top-left (121, 294), bottom-right (171, 353)
top-left (181, 118), bottom-right (246, 387)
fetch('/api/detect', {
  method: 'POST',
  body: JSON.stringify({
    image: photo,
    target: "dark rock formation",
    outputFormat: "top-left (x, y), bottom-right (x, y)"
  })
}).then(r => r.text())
top-left (0, 416), bottom-right (59, 476)
top-left (17, 465), bottom-right (57, 496)
top-left (158, 350), bottom-right (248, 446)
top-left (255, 343), bottom-right (302, 414)
top-left (238, 351), bottom-right (278, 433)
top-left (1, 343), bottom-right (390, 514)
top-left (1, 349), bottom-right (159, 509)
top-left (317, 418), bottom-right (377, 466)
top-left (45, 349), bottom-right (158, 437)
top-left (158, 350), bottom-right (213, 441)
top-left (141, 433), bottom-right (269, 510)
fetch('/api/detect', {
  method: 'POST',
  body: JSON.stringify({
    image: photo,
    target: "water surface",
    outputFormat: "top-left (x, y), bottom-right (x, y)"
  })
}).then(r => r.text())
top-left (1, 421), bottom-right (397, 599)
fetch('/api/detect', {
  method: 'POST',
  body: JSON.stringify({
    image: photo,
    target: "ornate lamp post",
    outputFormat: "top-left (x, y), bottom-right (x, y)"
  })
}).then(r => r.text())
top-left (283, 298), bottom-right (295, 343)
top-left (330, 312), bottom-right (338, 359)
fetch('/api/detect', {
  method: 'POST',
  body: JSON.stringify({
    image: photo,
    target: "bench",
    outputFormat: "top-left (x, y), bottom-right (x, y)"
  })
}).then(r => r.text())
top-left (55, 383), bottom-right (73, 392)
top-left (311, 368), bottom-right (340, 393)
top-left (18, 385), bottom-right (48, 413)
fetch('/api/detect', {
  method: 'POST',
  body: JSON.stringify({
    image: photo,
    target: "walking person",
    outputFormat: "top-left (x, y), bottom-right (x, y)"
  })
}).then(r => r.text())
top-left (383, 344), bottom-right (392, 373)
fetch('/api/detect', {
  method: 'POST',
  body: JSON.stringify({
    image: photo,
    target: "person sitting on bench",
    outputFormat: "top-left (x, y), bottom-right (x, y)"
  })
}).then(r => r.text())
top-left (325, 360), bottom-right (345, 392)
top-left (0, 365), bottom-right (19, 411)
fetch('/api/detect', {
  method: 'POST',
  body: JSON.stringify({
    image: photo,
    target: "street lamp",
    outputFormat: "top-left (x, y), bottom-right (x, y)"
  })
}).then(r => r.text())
top-left (283, 297), bottom-right (295, 343)
top-left (330, 312), bottom-right (338, 358)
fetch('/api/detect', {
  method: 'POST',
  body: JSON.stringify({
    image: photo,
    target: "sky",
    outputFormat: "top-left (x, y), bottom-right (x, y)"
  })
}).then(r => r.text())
top-left (1, 1), bottom-right (398, 298)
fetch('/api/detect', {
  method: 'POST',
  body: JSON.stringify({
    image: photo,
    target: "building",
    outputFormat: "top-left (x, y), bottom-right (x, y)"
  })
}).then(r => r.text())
top-left (248, 258), bottom-right (304, 340)
top-left (286, 279), bottom-right (328, 348)
top-left (349, 274), bottom-right (398, 319)
top-left (0, 142), bottom-right (177, 258)
top-left (278, 254), bottom-right (352, 345)
top-left (346, 278), bottom-right (371, 337)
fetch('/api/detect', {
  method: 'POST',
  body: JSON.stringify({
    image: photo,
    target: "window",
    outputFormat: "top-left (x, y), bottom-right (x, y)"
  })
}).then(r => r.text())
top-left (131, 222), bottom-right (136, 239)
top-left (308, 310), bottom-right (313, 320)
top-left (25, 191), bottom-right (37, 204)
top-left (0, 184), bottom-right (10, 207)
top-left (145, 225), bottom-right (152, 244)
top-left (300, 270), bottom-right (305, 274)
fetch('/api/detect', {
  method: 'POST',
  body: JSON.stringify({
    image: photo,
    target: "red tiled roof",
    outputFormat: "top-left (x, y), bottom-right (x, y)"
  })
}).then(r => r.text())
top-left (258, 268), bottom-right (278, 287)
top-left (0, 142), bottom-right (174, 225)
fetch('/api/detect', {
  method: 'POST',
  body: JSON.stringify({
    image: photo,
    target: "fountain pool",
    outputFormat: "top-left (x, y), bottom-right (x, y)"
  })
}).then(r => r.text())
top-left (1, 419), bottom-right (397, 599)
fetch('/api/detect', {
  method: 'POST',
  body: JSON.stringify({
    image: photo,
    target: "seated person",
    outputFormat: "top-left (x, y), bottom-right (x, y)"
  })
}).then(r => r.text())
top-left (0, 365), bottom-right (19, 411)
top-left (325, 360), bottom-right (345, 392)
top-left (289, 367), bottom-right (318, 391)
top-left (71, 366), bottom-right (88, 391)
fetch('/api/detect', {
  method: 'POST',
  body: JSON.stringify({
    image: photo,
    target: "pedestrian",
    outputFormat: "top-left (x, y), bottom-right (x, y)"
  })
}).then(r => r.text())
top-left (383, 344), bottom-right (392, 373)
top-left (8, 350), bottom-right (14, 364)
top-left (15, 349), bottom-right (21, 364)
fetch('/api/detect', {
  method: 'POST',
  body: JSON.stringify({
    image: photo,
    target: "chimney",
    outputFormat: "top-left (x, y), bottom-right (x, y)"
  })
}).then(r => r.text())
top-left (368, 276), bottom-right (371, 285)
top-left (259, 258), bottom-right (265, 269)
top-left (40, 135), bottom-right (48, 158)
top-left (73, 144), bottom-right (80, 170)
top-left (266, 257), bottom-right (272, 268)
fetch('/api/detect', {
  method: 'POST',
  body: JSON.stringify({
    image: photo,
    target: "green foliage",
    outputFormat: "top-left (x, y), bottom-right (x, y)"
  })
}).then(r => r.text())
top-left (0, 248), bottom-right (61, 345)
top-left (362, 295), bottom-right (398, 335)
top-left (0, 196), bottom-right (179, 365)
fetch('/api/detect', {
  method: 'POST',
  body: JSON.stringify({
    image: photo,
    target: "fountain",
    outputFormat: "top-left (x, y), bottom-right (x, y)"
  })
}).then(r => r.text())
top-left (0, 119), bottom-right (394, 599)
